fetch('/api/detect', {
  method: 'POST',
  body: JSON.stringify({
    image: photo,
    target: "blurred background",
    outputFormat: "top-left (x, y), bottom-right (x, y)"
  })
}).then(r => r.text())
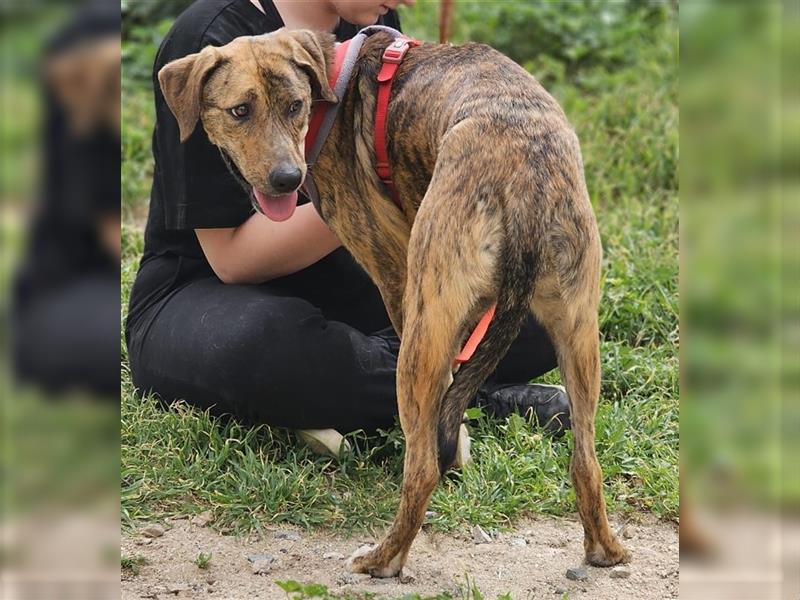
top-left (0, 0), bottom-right (795, 598)
top-left (679, 1), bottom-right (798, 598)
top-left (2, 0), bottom-right (121, 598)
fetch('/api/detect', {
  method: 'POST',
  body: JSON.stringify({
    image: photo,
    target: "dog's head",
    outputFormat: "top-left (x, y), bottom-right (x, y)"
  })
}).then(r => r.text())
top-left (158, 29), bottom-right (337, 221)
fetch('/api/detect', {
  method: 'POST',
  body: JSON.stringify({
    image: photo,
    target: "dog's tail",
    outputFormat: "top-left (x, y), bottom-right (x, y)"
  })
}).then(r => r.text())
top-left (436, 234), bottom-right (542, 475)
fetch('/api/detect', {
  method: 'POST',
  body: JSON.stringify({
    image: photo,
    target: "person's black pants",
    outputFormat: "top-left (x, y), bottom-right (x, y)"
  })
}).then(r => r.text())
top-left (126, 269), bottom-right (557, 433)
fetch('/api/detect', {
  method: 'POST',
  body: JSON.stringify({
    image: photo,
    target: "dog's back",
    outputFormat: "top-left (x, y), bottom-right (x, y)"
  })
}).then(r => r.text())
top-left (367, 34), bottom-right (599, 309)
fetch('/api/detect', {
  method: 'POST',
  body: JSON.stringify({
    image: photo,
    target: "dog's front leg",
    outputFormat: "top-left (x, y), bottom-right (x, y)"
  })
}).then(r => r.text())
top-left (366, 248), bottom-right (407, 338)
top-left (328, 201), bottom-right (410, 337)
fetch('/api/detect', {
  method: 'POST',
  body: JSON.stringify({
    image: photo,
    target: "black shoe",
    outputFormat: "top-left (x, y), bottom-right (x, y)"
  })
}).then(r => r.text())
top-left (474, 383), bottom-right (571, 436)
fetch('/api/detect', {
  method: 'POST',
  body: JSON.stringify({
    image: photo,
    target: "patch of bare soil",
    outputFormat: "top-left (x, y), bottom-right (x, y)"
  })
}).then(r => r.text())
top-left (121, 515), bottom-right (678, 599)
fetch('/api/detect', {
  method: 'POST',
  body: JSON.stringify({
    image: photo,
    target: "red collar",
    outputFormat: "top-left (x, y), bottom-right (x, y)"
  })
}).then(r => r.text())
top-left (373, 37), bottom-right (420, 208)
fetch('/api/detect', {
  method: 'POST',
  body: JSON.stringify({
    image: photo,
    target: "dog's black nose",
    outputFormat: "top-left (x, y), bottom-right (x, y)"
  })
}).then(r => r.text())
top-left (269, 165), bottom-right (302, 194)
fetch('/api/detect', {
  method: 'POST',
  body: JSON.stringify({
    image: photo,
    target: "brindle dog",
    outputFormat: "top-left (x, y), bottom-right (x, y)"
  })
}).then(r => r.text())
top-left (159, 28), bottom-right (630, 578)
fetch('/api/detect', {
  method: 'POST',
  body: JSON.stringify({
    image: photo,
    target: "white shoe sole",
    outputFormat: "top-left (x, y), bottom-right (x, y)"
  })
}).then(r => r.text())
top-left (296, 428), bottom-right (350, 458)
top-left (453, 423), bottom-right (472, 469)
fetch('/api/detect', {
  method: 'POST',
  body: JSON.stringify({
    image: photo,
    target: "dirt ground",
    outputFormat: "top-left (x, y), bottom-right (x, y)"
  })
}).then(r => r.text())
top-left (121, 514), bottom-right (678, 599)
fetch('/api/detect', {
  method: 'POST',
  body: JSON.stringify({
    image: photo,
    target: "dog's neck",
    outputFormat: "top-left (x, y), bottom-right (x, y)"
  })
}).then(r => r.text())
top-left (306, 33), bottom-right (437, 225)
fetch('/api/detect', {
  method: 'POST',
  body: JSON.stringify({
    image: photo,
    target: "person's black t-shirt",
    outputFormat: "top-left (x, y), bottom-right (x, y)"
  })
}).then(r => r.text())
top-left (128, 0), bottom-right (400, 330)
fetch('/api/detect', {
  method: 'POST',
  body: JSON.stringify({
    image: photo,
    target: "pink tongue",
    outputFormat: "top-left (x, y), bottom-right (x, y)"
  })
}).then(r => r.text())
top-left (253, 188), bottom-right (298, 222)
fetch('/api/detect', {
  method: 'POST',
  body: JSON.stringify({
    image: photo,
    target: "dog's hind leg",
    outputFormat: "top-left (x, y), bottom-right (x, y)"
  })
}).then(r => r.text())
top-left (532, 259), bottom-right (630, 567)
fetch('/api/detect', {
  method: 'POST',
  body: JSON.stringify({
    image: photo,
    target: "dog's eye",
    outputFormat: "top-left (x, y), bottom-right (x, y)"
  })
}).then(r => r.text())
top-left (230, 104), bottom-right (250, 119)
top-left (288, 100), bottom-right (303, 116)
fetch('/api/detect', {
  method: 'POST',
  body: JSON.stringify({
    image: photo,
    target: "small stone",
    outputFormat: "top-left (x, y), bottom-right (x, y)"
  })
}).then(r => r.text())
top-left (610, 566), bottom-right (631, 579)
top-left (565, 566), bottom-right (588, 581)
top-left (250, 559), bottom-right (274, 575)
top-left (142, 524), bottom-right (165, 538)
top-left (399, 568), bottom-right (416, 584)
top-left (274, 530), bottom-right (301, 541)
top-left (510, 537), bottom-right (528, 547)
top-left (554, 587), bottom-right (567, 595)
top-left (135, 537), bottom-right (153, 546)
top-left (191, 511), bottom-right (214, 527)
top-left (166, 582), bottom-right (189, 594)
top-left (205, 577), bottom-right (216, 585)
top-left (472, 525), bottom-right (492, 544)
top-left (246, 553), bottom-right (275, 564)
top-left (322, 552), bottom-right (344, 560)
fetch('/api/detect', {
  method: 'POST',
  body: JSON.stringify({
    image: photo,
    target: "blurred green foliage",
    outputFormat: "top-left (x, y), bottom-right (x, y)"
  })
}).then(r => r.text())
top-left (404, 0), bottom-right (674, 75)
top-left (680, 1), bottom-right (794, 509)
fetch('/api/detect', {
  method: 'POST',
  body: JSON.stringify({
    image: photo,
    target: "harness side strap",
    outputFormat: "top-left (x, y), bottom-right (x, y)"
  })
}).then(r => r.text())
top-left (453, 304), bottom-right (497, 367)
top-left (305, 36), bottom-right (362, 161)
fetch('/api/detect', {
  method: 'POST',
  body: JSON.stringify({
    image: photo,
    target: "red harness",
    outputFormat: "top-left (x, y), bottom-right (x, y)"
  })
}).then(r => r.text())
top-left (305, 36), bottom-right (496, 367)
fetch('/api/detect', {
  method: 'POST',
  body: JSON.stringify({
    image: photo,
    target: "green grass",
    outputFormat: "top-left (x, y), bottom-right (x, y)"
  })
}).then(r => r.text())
top-left (121, 554), bottom-right (149, 576)
top-left (121, 183), bottom-right (678, 531)
top-left (120, 0), bottom-right (678, 575)
top-left (194, 552), bottom-right (213, 569)
top-left (275, 576), bottom-right (513, 599)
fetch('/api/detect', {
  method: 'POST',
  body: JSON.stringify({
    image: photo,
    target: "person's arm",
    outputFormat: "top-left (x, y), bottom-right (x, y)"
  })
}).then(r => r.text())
top-left (98, 212), bottom-right (121, 261)
top-left (195, 202), bottom-right (341, 284)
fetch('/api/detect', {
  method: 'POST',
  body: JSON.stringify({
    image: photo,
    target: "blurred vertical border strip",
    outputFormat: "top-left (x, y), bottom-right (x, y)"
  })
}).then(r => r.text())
top-left (2, 1), bottom-right (122, 599)
top-left (782, 0), bottom-right (800, 596)
top-left (681, 0), bottom-right (799, 598)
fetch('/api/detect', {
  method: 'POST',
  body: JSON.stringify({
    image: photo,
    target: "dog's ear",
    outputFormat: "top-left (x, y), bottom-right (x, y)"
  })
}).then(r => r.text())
top-left (286, 30), bottom-right (338, 103)
top-left (158, 46), bottom-right (222, 142)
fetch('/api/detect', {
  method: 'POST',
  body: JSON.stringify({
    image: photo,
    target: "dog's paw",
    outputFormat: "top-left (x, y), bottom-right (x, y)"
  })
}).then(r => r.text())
top-left (586, 540), bottom-right (631, 567)
top-left (346, 544), bottom-right (375, 573)
top-left (346, 544), bottom-right (403, 578)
